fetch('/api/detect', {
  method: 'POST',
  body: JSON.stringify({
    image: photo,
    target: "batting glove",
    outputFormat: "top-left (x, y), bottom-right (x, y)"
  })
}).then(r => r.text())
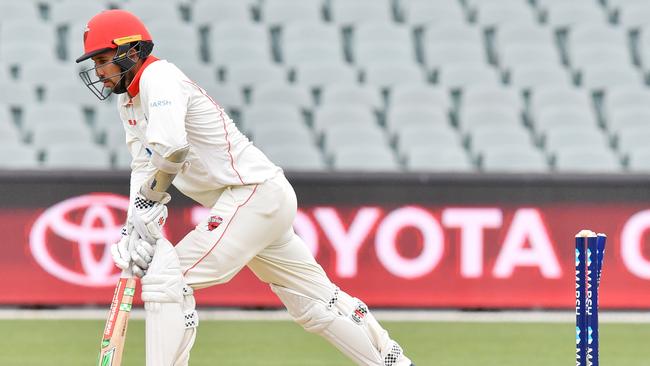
top-left (132, 191), bottom-right (168, 244)
top-left (130, 237), bottom-right (156, 278)
top-left (110, 223), bottom-right (138, 271)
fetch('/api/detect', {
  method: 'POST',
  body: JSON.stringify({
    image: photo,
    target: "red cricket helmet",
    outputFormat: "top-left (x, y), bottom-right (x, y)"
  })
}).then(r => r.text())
top-left (76, 9), bottom-right (153, 63)
top-left (76, 10), bottom-right (155, 100)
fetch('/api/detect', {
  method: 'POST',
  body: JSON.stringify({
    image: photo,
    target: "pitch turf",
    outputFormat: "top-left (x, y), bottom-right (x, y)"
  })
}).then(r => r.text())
top-left (0, 319), bottom-right (648, 365)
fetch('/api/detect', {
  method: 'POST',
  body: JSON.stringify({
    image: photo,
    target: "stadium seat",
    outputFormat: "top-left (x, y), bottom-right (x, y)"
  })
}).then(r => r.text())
top-left (42, 80), bottom-right (102, 109)
top-left (405, 145), bottom-right (474, 172)
top-left (43, 144), bottom-right (111, 170)
top-left (31, 122), bottom-right (95, 150)
top-left (243, 104), bottom-right (304, 132)
top-left (509, 64), bottom-right (572, 91)
top-left (423, 23), bottom-right (484, 45)
top-left (147, 22), bottom-right (201, 58)
top-left (498, 44), bottom-right (562, 71)
top-left (354, 22), bottom-right (412, 46)
top-left (580, 65), bottom-right (642, 91)
top-left (618, 3), bottom-right (650, 29)
top-left (250, 123), bottom-right (315, 150)
top-left (608, 107), bottom-right (650, 133)
top-left (224, 62), bottom-right (287, 88)
top-left (553, 146), bottom-right (622, 173)
top-left (438, 63), bottom-right (501, 90)
top-left (400, 1), bottom-right (466, 26)
top-left (282, 22), bottom-right (341, 50)
top-left (93, 106), bottom-right (123, 134)
top-left (627, 146), bottom-right (650, 172)
top-left (530, 86), bottom-right (593, 121)
top-left (545, 3), bottom-right (607, 29)
top-left (462, 85), bottom-right (523, 111)
top-left (0, 82), bottom-right (36, 105)
top-left (616, 126), bottom-right (650, 154)
top-left (64, 21), bottom-right (90, 62)
top-left (113, 146), bottom-right (132, 169)
top-left (199, 83), bottom-right (245, 112)
top-left (543, 127), bottom-right (611, 154)
top-left (459, 105), bottom-right (521, 133)
top-left (481, 146), bottom-right (549, 173)
top-left (322, 124), bottom-right (388, 155)
top-left (18, 61), bottom-right (78, 86)
top-left (474, 2), bottom-right (538, 28)
top-left (0, 120), bottom-right (21, 144)
top-left (0, 43), bottom-right (57, 67)
top-left (282, 42), bottom-right (345, 67)
top-left (320, 84), bottom-right (383, 110)
top-left (603, 86), bottom-right (650, 119)
top-left (390, 84), bottom-right (451, 111)
top-left (352, 22), bottom-right (415, 66)
top-left (534, 105), bottom-right (598, 135)
top-left (468, 125), bottom-right (534, 156)
top-left (332, 145), bottom-right (400, 172)
top-left (385, 105), bottom-right (449, 134)
top-left (0, 144), bottom-right (39, 169)
top-left (536, 0), bottom-right (597, 10)
top-left (21, 104), bottom-right (86, 136)
top-left (293, 62), bottom-right (358, 89)
top-left (329, 0), bottom-right (392, 27)
top-left (0, 2), bottom-right (40, 22)
top-left (569, 44), bottom-right (632, 71)
top-left (176, 63), bottom-right (217, 84)
top-left (607, 0), bottom-right (649, 13)
top-left (49, 0), bottom-right (108, 24)
top-left (354, 41), bottom-right (417, 68)
top-left (494, 23), bottom-right (556, 50)
top-left (0, 62), bottom-right (11, 81)
top-left (262, 0), bottom-right (323, 26)
top-left (120, 2), bottom-right (183, 23)
top-left (396, 124), bottom-right (461, 155)
top-left (192, 1), bottom-right (253, 25)
top-left (425, 43), bottom-right (487, 71)
top-left (1, 22), bottom-right (55, 47)
top-left (263, 144), bottom-right (327, 171)
top-left (252, 82), bottom-right (313, 110)
top-left (211, 21), bottom-right (269, 45)
top-left (313, 105), bottom-right (377, 133)
top-left (568, 23), bottom-right (628, 48)
top-left (103, 124), bottom-right (127, 149)
top-left (363, 64), bottom-right (424, 89)
top-left (211, 42), bottom-right (272, 69)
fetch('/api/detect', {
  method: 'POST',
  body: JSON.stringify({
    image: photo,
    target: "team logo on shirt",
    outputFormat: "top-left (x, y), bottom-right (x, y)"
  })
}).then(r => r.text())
top-left (150, 100), bottom-right (172, 108)
top-left (207, 216), bottom-right (224, 231)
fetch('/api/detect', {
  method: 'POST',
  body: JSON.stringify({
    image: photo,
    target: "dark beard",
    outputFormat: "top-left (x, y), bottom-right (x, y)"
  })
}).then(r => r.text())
top-left (111, 75), bottom-right (129, 94)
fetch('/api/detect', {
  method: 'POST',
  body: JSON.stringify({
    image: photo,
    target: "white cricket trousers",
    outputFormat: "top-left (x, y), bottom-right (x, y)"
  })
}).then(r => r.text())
top-left (176, 172), bottom-right (334, 300)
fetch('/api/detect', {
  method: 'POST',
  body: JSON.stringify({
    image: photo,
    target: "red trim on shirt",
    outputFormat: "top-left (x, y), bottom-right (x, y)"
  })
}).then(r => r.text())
top-left (126, 56), bottom-right (159, 97)
top-left (183, 184), bottom-right (259, 277)
top-left (183, 80), bottom-right (246, 185)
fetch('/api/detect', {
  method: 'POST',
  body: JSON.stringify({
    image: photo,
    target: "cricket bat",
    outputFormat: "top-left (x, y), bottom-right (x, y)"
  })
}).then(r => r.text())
top-left (97, 270), bottom-right (136, 366)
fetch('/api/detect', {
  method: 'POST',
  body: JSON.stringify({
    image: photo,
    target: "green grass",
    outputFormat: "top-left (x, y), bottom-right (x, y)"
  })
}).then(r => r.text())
top-left (0, 319), bottom-right (648, 365)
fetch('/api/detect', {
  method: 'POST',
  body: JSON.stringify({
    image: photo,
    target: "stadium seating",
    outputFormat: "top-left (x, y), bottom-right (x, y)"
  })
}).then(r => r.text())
top-left (0, 0), bottom-right (648, 174)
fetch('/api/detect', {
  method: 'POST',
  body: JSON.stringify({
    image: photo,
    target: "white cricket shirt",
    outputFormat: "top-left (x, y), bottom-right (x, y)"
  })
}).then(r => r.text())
top-left (116, 57), bottom-right (281, 207)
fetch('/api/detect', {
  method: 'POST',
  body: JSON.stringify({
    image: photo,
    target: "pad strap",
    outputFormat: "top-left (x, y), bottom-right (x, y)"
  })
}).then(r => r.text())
top-left (184, 310), bottom-right (199, 328)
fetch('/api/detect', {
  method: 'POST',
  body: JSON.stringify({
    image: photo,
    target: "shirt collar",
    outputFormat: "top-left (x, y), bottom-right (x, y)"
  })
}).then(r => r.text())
top-left (127, 56), bottom-right (159, 97)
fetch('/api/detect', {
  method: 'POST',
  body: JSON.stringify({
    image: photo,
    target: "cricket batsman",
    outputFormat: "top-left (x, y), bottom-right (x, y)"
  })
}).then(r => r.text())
top-left (76, 10), bottom-right (414, 366)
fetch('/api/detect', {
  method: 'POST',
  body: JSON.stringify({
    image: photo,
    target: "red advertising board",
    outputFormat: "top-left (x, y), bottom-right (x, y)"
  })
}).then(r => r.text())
top-left (3, 193), bottom-right (650, 308)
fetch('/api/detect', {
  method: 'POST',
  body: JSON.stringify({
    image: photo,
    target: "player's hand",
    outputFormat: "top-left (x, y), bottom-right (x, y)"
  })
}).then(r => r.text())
top-left (130, 237), bottom-right (156, 278)
top-left (110, 223), bottom-right (138, 270)
top-left (132, 191), bottom-right (168, 244)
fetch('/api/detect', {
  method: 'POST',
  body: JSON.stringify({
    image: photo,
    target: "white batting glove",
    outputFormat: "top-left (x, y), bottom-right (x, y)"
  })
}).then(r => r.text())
top-left (132, 192), bottom-right (168, 244)
top-left (110, 223), bottom-right (138, 270)
top-left (130, 237), bottom-right (156, 278)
